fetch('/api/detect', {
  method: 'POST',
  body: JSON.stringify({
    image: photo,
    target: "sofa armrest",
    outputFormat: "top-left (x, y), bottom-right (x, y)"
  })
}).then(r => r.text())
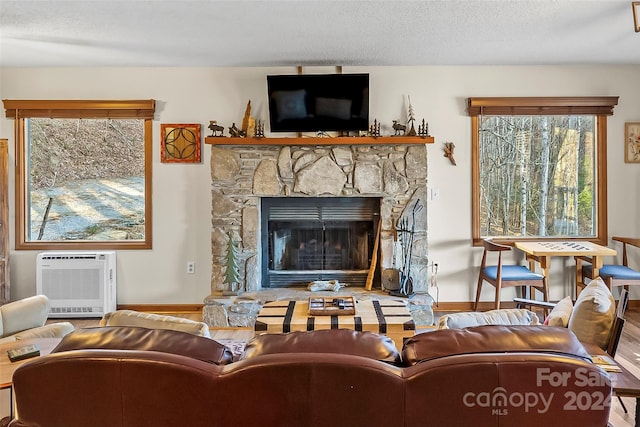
top-left (12, 322), bottom-right (75, 341)
top-left (0, 295), bottom-right (50, 338)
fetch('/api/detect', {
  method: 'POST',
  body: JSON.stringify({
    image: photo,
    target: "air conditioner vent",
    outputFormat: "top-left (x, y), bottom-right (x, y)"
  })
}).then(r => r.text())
top-left (40, 254), bottom-right (102, 260)
top-left (50, 306), bottom-right (100, 314)
top-left (36, 251), bottom-right (117, 318)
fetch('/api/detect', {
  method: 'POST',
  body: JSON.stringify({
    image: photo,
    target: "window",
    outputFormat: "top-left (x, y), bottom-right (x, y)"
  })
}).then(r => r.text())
top-left (3, 99), bottom-right (155, 250)
top-left (469, 97), bottom-right (618, 246)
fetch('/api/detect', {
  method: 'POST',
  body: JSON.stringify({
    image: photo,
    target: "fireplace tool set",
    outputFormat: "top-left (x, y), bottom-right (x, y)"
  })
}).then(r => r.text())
top-left (387, 199), bottom-right (423, 297)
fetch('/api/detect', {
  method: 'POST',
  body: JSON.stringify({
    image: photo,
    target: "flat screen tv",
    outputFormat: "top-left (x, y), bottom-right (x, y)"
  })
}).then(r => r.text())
top-left (267, 73), bottom-right (369, 133)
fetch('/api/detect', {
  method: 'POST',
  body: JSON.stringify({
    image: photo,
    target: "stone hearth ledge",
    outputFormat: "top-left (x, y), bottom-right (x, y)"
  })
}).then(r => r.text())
top-left (203, 288), bottom-right (435, 329)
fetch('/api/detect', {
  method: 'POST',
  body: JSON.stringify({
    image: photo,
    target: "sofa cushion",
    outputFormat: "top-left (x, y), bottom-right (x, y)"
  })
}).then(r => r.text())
top-left (52, 326), bottom-right (233, 365)
top-left (437, 308), bottom-right (540, 329)
top-left (241, 329), bottom-right (401, 365)
top-left (543, 295), bottom-right (573, 327)
top-left (0, 295), bottom-right (50, 338)
top-left (100, 310), bottom-right (211, 338)
top-left (568, 277), bottom-right (615, 349)
top-left (402, 325), bottom-right (591, 366)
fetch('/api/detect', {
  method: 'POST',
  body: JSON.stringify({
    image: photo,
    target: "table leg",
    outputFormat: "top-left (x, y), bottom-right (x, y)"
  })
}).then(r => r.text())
top-left (536, 256), bottom-right (550, 302)
top-left (575, 257), bottom-right (583, 299)
top-left (591, 256), bottom-right (605, 279)
top-left (635, 397), bottom-right (639, 427)
top-left (575, 255), bottom-right (602, 298)
top-left (523, 254), bottom-right (550, 310)
top-left (525, 256), bottom-right (537, 299)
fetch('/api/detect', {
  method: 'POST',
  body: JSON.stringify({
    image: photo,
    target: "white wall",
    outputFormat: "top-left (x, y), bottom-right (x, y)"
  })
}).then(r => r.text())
top-left (1, 65), bottom-right (639, 304)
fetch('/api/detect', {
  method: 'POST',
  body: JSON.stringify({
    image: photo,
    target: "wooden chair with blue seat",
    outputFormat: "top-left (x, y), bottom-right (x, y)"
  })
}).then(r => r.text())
top-left (474, 239), bottom-right (548, 311)
top-left (576, 236), bottom-right (640, 294)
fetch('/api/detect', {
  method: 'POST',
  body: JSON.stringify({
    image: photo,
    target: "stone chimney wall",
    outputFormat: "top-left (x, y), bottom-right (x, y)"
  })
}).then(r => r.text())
top-left (210, 143), bottom-right (428, 293)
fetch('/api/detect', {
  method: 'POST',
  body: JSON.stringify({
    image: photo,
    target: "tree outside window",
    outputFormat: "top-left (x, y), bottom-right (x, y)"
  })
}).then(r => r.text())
top-left (3, 99), bottom-right (154, 250)
top-left (469, 97), bottom-right (618, 246)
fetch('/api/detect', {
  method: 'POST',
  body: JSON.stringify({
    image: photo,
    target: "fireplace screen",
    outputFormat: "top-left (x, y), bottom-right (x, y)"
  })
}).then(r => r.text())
top-left (261, 197), bottom-right (379, 288)
top-left (270, 221), bottom-right (371, 271)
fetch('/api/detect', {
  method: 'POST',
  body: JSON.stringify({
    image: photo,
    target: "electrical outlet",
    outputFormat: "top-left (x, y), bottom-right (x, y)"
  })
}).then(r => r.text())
top-left (187, 261), bottom-right (195, 274)
top-left (430, 188), bottom-right (440, 200)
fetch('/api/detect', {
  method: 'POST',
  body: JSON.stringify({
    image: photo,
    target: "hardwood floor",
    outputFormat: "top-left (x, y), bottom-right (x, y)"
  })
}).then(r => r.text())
top-left (54, 308), bottom-right (640, 426)
top-left (610, 308), bottom-right (640, 427)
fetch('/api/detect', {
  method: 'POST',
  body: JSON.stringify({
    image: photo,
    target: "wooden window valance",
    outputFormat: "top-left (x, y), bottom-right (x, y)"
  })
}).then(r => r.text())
top-left (2, 99), bottom-right (156, 119)
top-left (467, 96), bottom-right (619, 116)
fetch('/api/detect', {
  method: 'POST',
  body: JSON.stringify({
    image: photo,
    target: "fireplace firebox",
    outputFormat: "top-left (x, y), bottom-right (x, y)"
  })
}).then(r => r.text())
top-left (261, 197), bottom-right (380, 288)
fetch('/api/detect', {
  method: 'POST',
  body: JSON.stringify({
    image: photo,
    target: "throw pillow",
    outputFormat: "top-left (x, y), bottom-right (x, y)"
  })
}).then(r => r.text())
top-left (271, 89), bottom-right (308, 121)
top-left (99, 310), bottom-right (211, 338)
top-left (544, 295), bottom-right (573, 327)
top-left (568, 277), bottom-right (615, 349)
top-left (437, 308), bottom-right (540, 330)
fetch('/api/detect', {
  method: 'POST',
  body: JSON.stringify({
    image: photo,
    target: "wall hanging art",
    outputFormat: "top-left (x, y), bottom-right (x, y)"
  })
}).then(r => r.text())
top-left (161, 123), bottom-right (201, 163)
top-left (625, 122), bottom-right (640, 163)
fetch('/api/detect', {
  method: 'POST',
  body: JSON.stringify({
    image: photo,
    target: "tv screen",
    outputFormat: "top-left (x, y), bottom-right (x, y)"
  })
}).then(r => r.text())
top-left (267, 73), bottom-right (369, 133)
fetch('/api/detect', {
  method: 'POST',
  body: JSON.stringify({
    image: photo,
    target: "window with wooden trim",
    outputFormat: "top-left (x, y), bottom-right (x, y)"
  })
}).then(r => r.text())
top-left (469, 97), bottom-right (618, 246)
top-left (3, 99), bottom-right (155, 250)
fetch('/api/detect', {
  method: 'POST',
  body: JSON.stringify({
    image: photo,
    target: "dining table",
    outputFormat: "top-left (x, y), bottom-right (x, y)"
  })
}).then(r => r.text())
top-left (514, 240), bottom-right (617, 298)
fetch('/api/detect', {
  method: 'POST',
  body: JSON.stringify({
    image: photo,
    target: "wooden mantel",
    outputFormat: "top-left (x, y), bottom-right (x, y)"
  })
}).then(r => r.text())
top-left (205, 136), bottom-right (434, 146)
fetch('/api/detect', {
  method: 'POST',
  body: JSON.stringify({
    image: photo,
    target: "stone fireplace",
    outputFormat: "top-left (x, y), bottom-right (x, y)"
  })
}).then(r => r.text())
top-left (210, 143), bottom-right (428, 294)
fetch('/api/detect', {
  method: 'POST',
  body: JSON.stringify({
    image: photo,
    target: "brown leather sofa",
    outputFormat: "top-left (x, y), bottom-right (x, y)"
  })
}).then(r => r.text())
top-left (9, 325), bottom-right (612, 427)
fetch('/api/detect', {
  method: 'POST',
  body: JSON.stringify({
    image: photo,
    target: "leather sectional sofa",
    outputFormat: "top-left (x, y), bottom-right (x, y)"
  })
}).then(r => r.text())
top-left (9, 325), bottom-right (612, 427)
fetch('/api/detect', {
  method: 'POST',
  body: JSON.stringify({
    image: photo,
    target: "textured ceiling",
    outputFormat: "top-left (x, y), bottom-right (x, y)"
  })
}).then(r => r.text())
top-left (1, 0), bottom-right (639, 67)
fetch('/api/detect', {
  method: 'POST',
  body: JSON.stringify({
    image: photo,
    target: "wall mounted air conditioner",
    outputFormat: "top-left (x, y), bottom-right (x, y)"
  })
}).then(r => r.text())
top-left (36, 251), bottom-right (117, 318)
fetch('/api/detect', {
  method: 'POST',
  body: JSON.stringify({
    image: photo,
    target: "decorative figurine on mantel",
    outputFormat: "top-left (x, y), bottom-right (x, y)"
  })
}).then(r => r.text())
top-left (228, 123), bottom-right (246, 138)
top-left (208, 120), bottom-right (224, 137)
top-left (392, 120), bottom-right (407, 135)
top-left (241, 100), bottom-right (256, 137)
top-left (417, 119), bottom-right (430, 137)
top-left (369, 119), bottom-right (381, 137)
top-left (406, 96), bottom-right (417, 136)
top-left (254, 120), bottom-right (265, 138)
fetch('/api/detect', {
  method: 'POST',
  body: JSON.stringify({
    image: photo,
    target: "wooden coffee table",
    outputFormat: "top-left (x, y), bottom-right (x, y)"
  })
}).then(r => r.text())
top-left (613, 363), bottom-right (640, 427)
top-left (254, 298), bottom-right (415, 351)
top-left (1, 338), bottom-right (61, 420)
